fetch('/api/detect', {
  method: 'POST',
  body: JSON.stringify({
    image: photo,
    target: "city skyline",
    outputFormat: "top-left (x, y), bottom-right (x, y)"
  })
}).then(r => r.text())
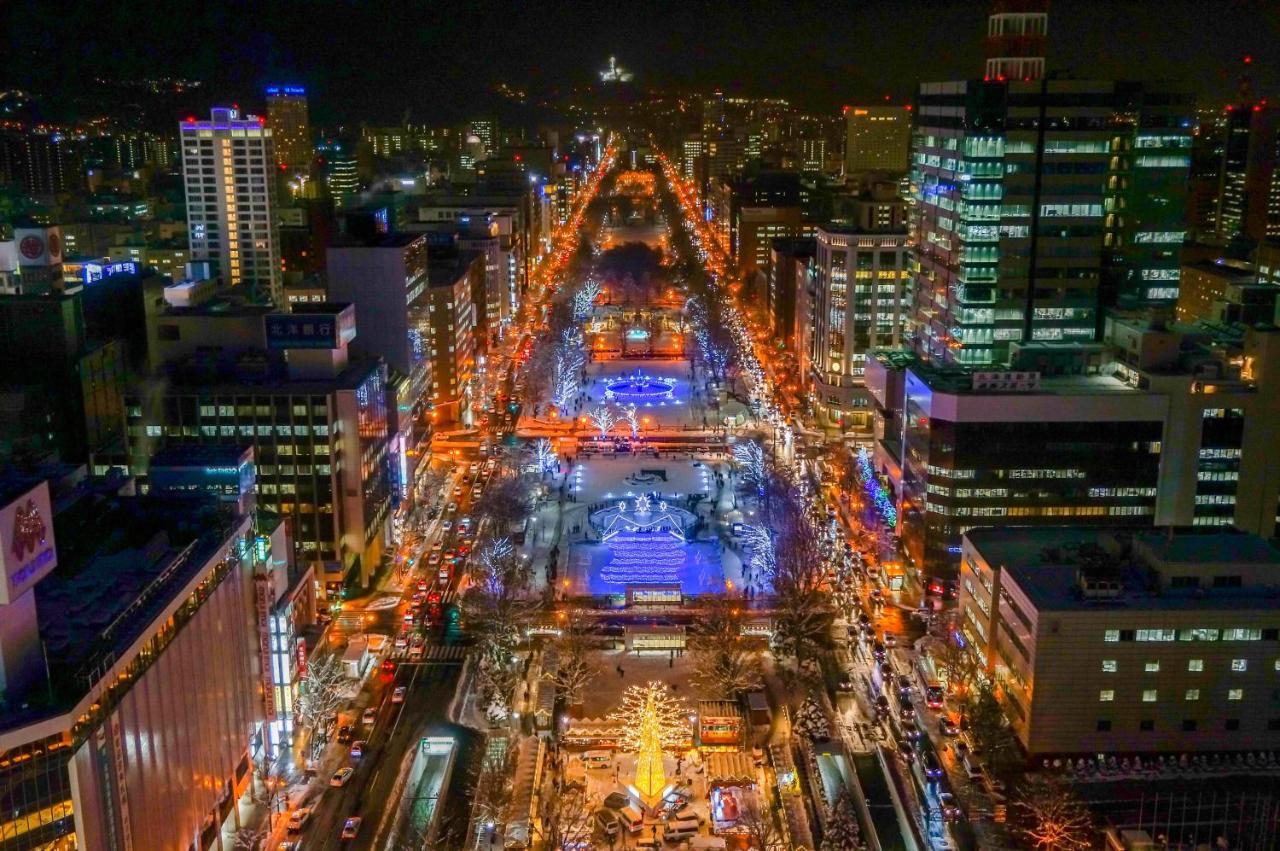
top-left (3, 0), bottom-right (1279, 124)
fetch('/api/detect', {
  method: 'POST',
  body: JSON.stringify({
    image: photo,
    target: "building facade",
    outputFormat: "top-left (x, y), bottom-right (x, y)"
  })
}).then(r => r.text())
top-left (180, 108), bottom-right (282, 304)
top-left (959, 527), bottom-right (1280, 758)
top-left (843, 106), bottom-right (911, 174)
top-left (265, 86), bottom-right (311, 179)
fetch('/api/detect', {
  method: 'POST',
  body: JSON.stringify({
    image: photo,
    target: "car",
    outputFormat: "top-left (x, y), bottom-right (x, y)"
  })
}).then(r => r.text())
top-left (428, 553), bottom-right (442, 566)
top-left (382, 660), bottom-right (397, 675)
top-left (452, 484), bottom-right (463, 496)
top-left (879, 662), bottom-right (894, 680)
top-left (431, 540), bottom-right (444, 552)
top-left (900, 719), bottom-right (922, 740)
top-left (836, 672), bottom-right (855, 692)
top-left (982, 771), bottom-right (1006, 796)
top-left (897, 675), bottom-right (913, 694)
top-left (393, 634), bottom-right (408, 650)
top-left (392, 686), bottom-right (407, 703)
top-left (330, 767), bottom-right (354, 787)
top-left (595, 810), bottom-right (622, 837)
top-left (341, 817), bottom-right (362, 840)
top-left (350, 740), bottom-right (366, 758)
top-left (402, 611), bottom-right (416, 624)
top-left (417, 579), bottom-right (429, 592)
top-left (940, 717), bottom-right (960, 736)
top-left (883, 631), bottom-right (897, 647)
top-left (278, 842), bottom-right (299, 851)
top-left (336, 724), bottom-right (354, 744)
top-left (362, 707), bottom-right (378, 726)
top-left (469, 463), bottom-right (479, 474)
top-left (602, 791), bottom-right (631, 810)
top-left (438, 567), bottom-right (450, 582)
top-left (286, 807), bottom-right (313, 832)
top-left (875, 695), bottom-right (890, 715)
top-left (441, 520), bottom-right (453, 531)
top-left (857, 611), bottom-right (871, 626)
top-left (923, 751), bottom-right (944, 780)
top-left (446, 502), bottom-right (457, 513)
top-left (872, 642), bottom-right (887, 663)
top-left (938, 791), bottom-right (964, 821)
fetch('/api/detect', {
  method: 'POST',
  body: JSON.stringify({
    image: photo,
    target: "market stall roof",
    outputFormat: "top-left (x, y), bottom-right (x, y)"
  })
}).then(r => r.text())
top-left (706, 751), bottom-right (756, 786)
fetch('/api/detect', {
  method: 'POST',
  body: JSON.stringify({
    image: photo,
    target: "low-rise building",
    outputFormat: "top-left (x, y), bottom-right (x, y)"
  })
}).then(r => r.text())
top-left (959, 526), bottom-right (1280, 758)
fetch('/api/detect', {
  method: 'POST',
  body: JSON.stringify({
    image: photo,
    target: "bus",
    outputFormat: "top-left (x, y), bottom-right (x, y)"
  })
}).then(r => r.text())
top-left (915, 656), bottom-right (945, 709)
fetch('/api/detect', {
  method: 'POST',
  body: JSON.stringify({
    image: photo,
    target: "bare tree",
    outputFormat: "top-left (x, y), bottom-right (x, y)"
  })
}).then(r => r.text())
top-left (546, 621), bottom-right (602, 709)
top-left (464, 538), bottom-right (540, 722)
top-left (820, 789), bottom-right (864, 851)
top-left (767, 470), bottom-right (832, 666)
top-left (473, 475), bottom-right (533, 532)
top-left (736, 792), bottom-right (786, 851)
top-left (231, 826), bottom-right (268, 851)
top-left (534, 785), bottom-right (597, 851)
top-left (296, 655), bottom-right (346, 762)
top-left (689, 595), bottom-right (764, 698)
top-left (471, 747), bottom-right (517, 842)
top-left (968, 680), bottom-right (1020, 773)
top-left (1014, 777), bottom-right (1094, 851)
top-left (931, 629), bottom-right (981, 703)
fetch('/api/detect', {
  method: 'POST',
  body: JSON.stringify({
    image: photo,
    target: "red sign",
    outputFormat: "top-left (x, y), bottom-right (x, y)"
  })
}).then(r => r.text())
top-left (296, 636), bottom-right (308, 677)
top-left (18, 236), bottom-right (43, 260)
top-left (10, 499), bottom-right (47, 561)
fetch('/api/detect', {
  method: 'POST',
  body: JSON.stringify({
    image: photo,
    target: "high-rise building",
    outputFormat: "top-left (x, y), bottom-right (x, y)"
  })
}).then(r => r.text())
top-left (180, 107), bottom-right (282, 304)
top-left (912, 78), bottom-right (1190, 365)
top-left (0, 131), bottom-right (85, 194)
top-left (983, 0), bottom-right (1048, 82)
top-left (811, 225), bottom-right (911, 434)
top-left (1215, 102), bottom-right (1279, 242)
top-left (843, 105), bottom-right (911, 174)
top-left (265, 86), bottom-right (312, 177)
top-left (426, 250), bottom-right (480, 425)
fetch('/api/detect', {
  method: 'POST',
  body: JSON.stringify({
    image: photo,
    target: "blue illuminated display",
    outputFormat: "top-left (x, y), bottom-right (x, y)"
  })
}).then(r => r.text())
top-left (266, 86), bottom-right (306, 96)
top-left (83, 260), bottom-right (139, 284)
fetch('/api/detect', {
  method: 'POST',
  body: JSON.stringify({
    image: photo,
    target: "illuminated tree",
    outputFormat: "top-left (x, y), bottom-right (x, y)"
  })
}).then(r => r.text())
top-left (738, 523), bottom-right (776, 579)
top-left (532, 438), bottom-right (558, 476)
top-left (296, 655), bottom-right (346, 761)
top-left (573, 277), bottom-right (603, 321)
top-left (534, 785), bottom-right (597, 851)
top-left (608, 681), bottom-right (689, 800)
top-left (1014, 778), bottom-right (1094, 851)
top-left (821, 790), bottom-right (864, 851)
top-left (623, 403), bottom-right (640, 439)
top-left (733, 439), bottom-right (767, 491)
top-left (588, 405), bottom-right (620, 439)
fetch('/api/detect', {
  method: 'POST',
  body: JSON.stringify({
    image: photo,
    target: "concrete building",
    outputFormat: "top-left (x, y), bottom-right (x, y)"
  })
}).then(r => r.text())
top-left (767, 237), bottom-right (816, 352)
top-left (983, 0), bottom-right (1048, 82)
top-left (180, 107), bottom-right (282, 304)
top-left (426, 250), bottom-right (479, 426)
top-left (811, 225), bottom-right (910, 434)
top-left (959, 526), bottom-right (1280, 758)
top-left (842, 106), bottom-right (910, 174)
top-left (867, 319), bottom-right (1280, 576)
top-left (130, 294), bottom-right (392, 593)
top-left (1175, 258), bottom-right (1260, 323)
top-left (1215, 101), bottom-right (1279, 242)
top-left (415, 197), bottom-right (525, 325)
top-left (0, 477), bottom-right (271, 851)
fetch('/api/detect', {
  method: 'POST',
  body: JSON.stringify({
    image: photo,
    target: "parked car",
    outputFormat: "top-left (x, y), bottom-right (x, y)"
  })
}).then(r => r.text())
top-left (341, 817), bottom-right (362, 840)
top-left (336, 724), bottom-right (354, 744)
top-left (939, 717), bottom-right (960, 736)
top-left (330, 767), bottom-right (354, 787)
top-left (392, 686), bottom-right (407, 703)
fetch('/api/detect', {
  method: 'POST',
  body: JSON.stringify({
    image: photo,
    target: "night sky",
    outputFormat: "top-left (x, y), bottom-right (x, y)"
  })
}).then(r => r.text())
top-left (4, 0), bottom-right (1278, 125)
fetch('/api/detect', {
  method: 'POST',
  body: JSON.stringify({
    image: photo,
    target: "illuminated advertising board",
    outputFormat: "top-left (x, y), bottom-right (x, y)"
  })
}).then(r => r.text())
top-left (0, 481), bottom-right (57, 604)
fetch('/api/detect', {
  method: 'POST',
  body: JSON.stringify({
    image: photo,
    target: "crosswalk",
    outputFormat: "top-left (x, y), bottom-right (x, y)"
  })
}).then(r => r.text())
top-left (405, 644), bottom-right (469, 663)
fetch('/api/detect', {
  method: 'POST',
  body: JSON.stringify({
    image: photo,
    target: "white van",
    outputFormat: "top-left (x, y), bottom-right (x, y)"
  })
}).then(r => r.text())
top-left (686, 838), bottom-right (727, 851)
top-left (618, 804), bottom-right (645, 834)
top-left (962, 753), bottom-right (985, 781)
top-left (582, 750), bottom-right (612, 767)
top-left (662, 819), bottom-right (700, 843)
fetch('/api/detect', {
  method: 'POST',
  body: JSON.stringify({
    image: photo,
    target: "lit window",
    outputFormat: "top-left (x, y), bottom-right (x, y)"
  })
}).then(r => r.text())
top-left (1102, 660), bottom-right (1117, 673)
top-left (1188, 659), bottom-right (1204, 672)
top-left (1185, 689), bottom-right (1200, 701)
top-left (1142, 690), bottom-right (1158, 703)
top-left (1145, 661), bottom-right (1160, 673)
top-left (1099, 690), bottom-right (1115, 702)
top-left (1228, 689), bottom-right (1244, 701)
top-left (1232, 659), bottom-right (1248, 672)
top-left (1104, 629), bottom-right (1120, 643)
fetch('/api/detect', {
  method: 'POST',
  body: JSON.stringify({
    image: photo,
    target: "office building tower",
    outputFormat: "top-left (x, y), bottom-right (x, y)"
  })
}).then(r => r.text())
top-left (468, 119), bottom-right (497, 158)
top-left (425, 250), bottom-right (480, 425)
top-left (180, 107), bottom-right (282, 304)
top-left (811, 225), bottom-right (911, 434)
top-left (913, 78), bottom-right (1190, 365)
top-left (983, 0), bottom-right (1048, 82)
top-left (265, 86), bottom-right (312, 178)
top-left (0, 131), bottom-right (85, 194)
top-left (0, 477), bottom-right (280, 851)
top-left (843, 105), bottom-right (911, 174)
top-left (1215, 100), bottom-right (1279, 242)
top-left (959, 527), bottom-right (1280, 758)
top-left (681, 134), bottom-right (704, 183)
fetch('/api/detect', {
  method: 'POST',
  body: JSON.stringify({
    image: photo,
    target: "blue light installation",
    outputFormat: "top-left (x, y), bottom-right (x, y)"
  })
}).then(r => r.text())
top-left (857, 447), bottom-right (897, 527)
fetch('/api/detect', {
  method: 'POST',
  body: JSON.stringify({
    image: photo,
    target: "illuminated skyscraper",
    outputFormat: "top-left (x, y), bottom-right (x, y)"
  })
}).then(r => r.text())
top-left (180, 107), bottom-right (282, 304)
top-left (843, 105), bottom-right (911, 174)
top-left (265, 85), bottom-right (312, 177)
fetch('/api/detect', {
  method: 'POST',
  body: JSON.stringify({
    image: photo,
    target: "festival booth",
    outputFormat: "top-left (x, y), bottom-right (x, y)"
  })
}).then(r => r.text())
top-left (697, 701), bottom-right (744, 750)
top-left (705, 752), bottom-right (761, 837)
top-left (558, 717), bottom-right (623, 750)
top-left (624, 623), bottom-right (686, 653)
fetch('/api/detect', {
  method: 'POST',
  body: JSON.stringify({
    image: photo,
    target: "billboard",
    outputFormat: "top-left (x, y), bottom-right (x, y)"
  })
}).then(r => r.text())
top-left (0, 481), bottom-right (58, 604)
top-left (14, 226), bottom-right (64, 267)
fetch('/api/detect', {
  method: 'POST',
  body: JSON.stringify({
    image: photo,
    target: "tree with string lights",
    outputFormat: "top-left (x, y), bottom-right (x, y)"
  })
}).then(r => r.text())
top-left (608, 682), bottom-right (689, 800)
top-left (1014, 777), bottom-right (1094, 851)
top-left (623, 403), bottom-right (640, 439)
top-left (733, 439), bottom-right (767, 493)
top-left (588, 405), bottom-right (620, 439)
